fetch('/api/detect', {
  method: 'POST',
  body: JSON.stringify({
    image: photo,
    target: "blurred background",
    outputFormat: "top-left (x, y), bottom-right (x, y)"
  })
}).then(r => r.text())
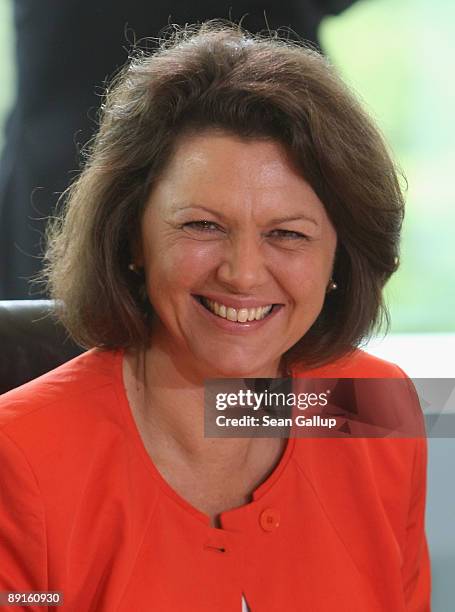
top-left (0, 0), bottom-right (453, 607)
top-left (320, 0), bottom-right (455, 336)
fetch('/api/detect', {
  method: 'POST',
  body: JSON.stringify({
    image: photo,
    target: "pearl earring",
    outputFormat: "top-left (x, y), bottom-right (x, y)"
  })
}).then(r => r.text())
top-left (128, 263), bottom-right (142, 274)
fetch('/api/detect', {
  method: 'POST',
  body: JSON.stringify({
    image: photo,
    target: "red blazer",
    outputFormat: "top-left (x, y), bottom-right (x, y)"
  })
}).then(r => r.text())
top-left (0, 349), bottom-right (430, 611)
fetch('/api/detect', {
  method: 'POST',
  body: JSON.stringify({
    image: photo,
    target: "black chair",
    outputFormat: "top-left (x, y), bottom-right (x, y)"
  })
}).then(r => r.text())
top-left (0, 300), bottom-right (84, 394)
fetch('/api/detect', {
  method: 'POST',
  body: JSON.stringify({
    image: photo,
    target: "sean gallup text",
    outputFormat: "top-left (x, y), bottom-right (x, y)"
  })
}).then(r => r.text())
top-left (215, 414), bottom-right (337, 429)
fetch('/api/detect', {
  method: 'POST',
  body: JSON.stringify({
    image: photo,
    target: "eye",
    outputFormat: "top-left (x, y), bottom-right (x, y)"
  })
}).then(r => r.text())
top-left (182, 220), bottom-right (223, 233)
top-left (267, 229), bottom-right (309, 240)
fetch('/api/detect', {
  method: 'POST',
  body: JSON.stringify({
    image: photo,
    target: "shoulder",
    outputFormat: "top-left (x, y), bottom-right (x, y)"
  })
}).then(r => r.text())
top-left (290, 347), bottom-right (406, 378)
top-left (0, 349), bottom-right (124, 443)
top-left (290, 349), bottom-right (427, 568)
top-left (0, 347), bottom-right (138, 514)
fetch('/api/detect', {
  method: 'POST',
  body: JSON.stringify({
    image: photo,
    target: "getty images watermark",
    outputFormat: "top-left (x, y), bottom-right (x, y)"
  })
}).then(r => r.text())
top-left (204, 378), bottom-right (455, 438)
top-left (214, 386), bottom-right (336, 430)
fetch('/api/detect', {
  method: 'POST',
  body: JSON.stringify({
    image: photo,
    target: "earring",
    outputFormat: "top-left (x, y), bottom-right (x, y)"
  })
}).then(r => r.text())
top-left (327, 279), bottom-right (338, 291)
top-left (128, 263), bottom-right (148, 302)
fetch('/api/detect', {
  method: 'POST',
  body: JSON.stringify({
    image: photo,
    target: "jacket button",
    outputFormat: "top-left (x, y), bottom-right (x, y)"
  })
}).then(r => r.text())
top-left (259, 508), bottom-right (280, 532)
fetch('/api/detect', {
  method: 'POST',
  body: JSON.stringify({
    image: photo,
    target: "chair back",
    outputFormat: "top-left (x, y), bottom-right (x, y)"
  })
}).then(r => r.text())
top-left (0, 300), bottom-right (84, 394)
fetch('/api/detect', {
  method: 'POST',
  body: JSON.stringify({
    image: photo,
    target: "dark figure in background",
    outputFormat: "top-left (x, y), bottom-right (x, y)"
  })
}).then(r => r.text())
top-left (0, 0), bottom-right (356, 299)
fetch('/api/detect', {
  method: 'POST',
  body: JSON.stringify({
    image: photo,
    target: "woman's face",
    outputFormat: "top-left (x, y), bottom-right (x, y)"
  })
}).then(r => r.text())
top-left (138, 131), bottom-right (337, 378)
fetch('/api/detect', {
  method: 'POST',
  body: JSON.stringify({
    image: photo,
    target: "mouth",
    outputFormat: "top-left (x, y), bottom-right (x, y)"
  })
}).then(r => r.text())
top-left (193, 295), bottom-right (281, 323)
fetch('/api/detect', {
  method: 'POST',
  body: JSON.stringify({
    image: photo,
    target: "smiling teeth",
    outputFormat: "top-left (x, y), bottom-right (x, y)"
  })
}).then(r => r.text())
top-left (201, 298), bottom-right (273, 322)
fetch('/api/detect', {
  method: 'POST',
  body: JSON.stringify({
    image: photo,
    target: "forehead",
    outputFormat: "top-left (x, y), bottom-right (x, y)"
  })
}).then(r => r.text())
top-left (152, 130), bottom-right (325, 216)
top-left (163, 131), bottom-right (298, 184)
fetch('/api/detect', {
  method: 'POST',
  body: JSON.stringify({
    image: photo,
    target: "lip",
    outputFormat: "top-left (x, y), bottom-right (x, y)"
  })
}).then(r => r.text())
top-left (192, 294), bottom-right (284, 333)
top-left (192, 292), bottom-right (283, 310)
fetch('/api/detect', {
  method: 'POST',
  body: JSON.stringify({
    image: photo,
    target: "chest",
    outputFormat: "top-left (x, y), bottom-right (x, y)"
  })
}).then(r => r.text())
top-left (154, 437), bottom-right (287, 526)
top-left (62, 455), bottom-right (405, 612)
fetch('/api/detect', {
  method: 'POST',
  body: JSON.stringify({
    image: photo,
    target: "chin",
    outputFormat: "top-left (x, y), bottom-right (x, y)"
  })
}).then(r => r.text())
top-left (199, 354), bottom-right (276, 379)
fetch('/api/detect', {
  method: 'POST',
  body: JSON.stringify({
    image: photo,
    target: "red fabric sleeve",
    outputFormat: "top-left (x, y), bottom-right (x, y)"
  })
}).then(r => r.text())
top-left (0, 430), bottom-right (48, 611)
top-left (402, 436), bottom-right (431, 611)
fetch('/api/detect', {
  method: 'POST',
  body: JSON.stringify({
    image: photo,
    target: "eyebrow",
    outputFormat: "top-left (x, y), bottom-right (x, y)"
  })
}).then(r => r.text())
top-left (174, 204), bottom-right (318, 226)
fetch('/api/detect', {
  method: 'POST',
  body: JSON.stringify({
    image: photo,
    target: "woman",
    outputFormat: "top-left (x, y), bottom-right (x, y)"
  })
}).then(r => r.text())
top-left (0, 24), bottom-right (430, 611)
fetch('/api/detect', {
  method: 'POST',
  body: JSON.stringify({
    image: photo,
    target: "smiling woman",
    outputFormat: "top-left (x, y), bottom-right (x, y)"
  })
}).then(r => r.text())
top-left (137, 133), bottom-right (337, 379)
top-left (0, 22), bottom-right (429, 612)
top-left (41, 23), bottom-right (403, 371)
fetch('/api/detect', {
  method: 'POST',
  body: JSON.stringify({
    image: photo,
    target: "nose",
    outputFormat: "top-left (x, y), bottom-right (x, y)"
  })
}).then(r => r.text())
top-left (216, 231), bottom-right (269, 292)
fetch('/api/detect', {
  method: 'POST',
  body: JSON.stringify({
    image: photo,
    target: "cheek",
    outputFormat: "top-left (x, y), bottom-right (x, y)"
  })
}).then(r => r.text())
top-left (146, 240), bottom-right (219, 290)
top-left (275, 252), bottom-right (331, 297)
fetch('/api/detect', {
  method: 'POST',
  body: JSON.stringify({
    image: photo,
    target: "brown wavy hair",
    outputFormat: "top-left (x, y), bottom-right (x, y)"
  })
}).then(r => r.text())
top-left (43, 22), bottom-right (404, 370)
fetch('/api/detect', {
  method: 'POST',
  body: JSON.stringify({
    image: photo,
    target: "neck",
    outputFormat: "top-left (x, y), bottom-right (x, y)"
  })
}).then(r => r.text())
top-left (123, 330), bottom-right (285, 467)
